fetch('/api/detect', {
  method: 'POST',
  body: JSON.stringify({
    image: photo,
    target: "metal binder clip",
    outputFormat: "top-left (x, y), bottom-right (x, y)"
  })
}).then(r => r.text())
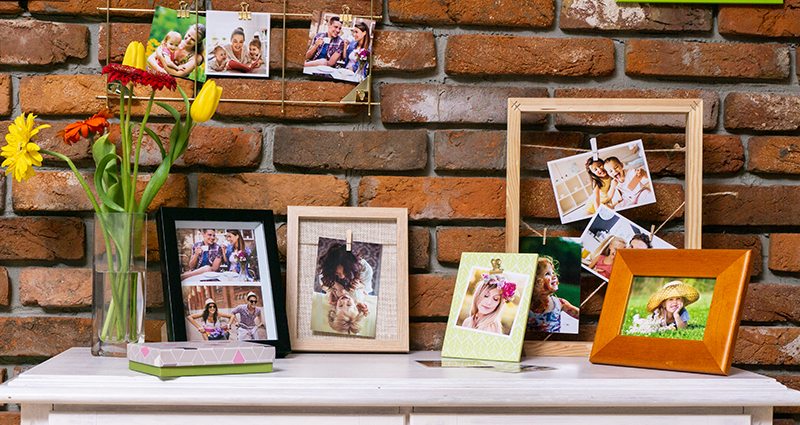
top-left (489, 258), bottom-right (504, 274)
top-left (341, 5), bottom-right (353, 27)
top-left (177, 1), bottom-right (190, 18)
top-left (239, 2), bottom-right (251, 20)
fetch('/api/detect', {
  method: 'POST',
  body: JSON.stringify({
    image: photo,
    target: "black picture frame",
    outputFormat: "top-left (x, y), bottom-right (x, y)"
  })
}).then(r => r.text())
top-left (156, 207), bottom-right (290, 357)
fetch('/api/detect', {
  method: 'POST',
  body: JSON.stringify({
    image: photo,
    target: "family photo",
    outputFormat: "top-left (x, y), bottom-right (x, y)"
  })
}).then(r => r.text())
top-left (519, 236), bottom-right (581, 335)
top-left (303, 11), bottom-right (376, 83)
top-left (176, 228), bottom-right (260, 283)
top-left (310, 237), bottom-right (382, 337)
top-left (622, 277), bottom-right (715, 341)
top-left (580, 205), bottom-right (675, 281)
top-left (146, 6), bottom-right (206, 82)
top-left (548, 139), bottom-right (655, 224)
top-left (204, 11), bottom-right (270, 78)
top-left (181, 285), bottom-right (269, 341)
top-left (456, 266), bottom-right (528, 337)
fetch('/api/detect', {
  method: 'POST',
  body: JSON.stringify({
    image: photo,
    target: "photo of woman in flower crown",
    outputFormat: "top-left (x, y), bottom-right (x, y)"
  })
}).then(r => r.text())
top-left (456, 267), bottom-right (526, 336)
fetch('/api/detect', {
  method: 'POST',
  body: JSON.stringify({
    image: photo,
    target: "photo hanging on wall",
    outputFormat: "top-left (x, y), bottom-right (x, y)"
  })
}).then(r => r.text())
top-left (204, 10), bottom-right (270, 78)
top-left (303, 10), bottom-right (376, 83)
top-left (145, 6), bottom-right (207, 83)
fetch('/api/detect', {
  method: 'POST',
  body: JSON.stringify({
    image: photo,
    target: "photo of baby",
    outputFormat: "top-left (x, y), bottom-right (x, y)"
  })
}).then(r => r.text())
top-left (181, 285), bottom-right (271, 342)
top-left (519, 236), bottom-right (581, 335)
top-left (145, 6), bottom-right (206, 82)
top-left (580, 205), bottom-right (675, 282)
top-left (548, 139), bottom-right (655, 224)
top-left (204, 10), bottom-right (270, 78)
top-left (622, 277), bottom-right (715, 341)
top-left (303, 11), bottom-right (376, 83)
top-left (456, 266), bottom-right (528, 337)
top-left (309, 237), bottom-right (382, 338)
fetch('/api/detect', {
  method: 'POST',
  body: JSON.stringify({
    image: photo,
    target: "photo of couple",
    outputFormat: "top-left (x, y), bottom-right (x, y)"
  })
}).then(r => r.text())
top-left (580, 205), bottom-right (675, 281)
top-left (303, 11), bottom-right (376, 83)
top-left (176, 228), bottom-right (260, 283)
top-left (182, 285), bottom-right (270, 341)
top-left (622, 277), bottom-right (714, 341)
top-left (204, 11), bottom-right (270, 78)
top-left (548, 139), bottom-right (655, 224)
top-left (309, 237), bottom-right (382, 338)
top-left (455, 266), bottom-right (527, 337)
top-left (145, 6), bottom-right (207, 82)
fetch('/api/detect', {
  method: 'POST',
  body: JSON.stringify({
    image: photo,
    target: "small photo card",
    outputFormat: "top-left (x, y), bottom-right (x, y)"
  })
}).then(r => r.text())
top-left (146, 6), bottom-right (207, 82)
top-left (442, 252), bottom-right (537, 363)
top-left (580, 205), bottom-right (675, 282)
top-left (547, 139), bottom-right (655, 224)
top-left (303, 11), bottom-right (376, 83)
top-left (204, 10), bottom-right (270, 78)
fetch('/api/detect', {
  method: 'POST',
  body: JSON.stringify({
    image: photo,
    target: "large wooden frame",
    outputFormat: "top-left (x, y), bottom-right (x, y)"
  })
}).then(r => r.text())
top-left (506, 98), bottom-right (704, 252)
top-left (286, 206), bottom-right (409, 352)
top-left (590, 249), bottom-right (752, 375)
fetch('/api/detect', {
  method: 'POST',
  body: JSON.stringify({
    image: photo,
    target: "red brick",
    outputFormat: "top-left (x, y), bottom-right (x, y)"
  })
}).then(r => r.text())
top-left (381, 84), bottom-right (548, 124)
top-left (213, 0), bottom-right (375, 22)
top-left (145, 270), bottom-right (164, 309)
top-left (446, 35), bottom-right (614, 77)
top-left (561, 0), bottom-right (712, 31)
top-left (359, 176), bottom-right (505, 220)
top-left (742, 284), bottom-right (800, 323)
top-left (20, 268), bottom-right (91, 308)
top-left (145, 319), bottom-right (166, 343)
top-left (0, 74), bottom-right (10, 116)
top-left (434, 130), bottom-right (585, 172)
top-left (274, 127), bottom-right (427, 171)
top-left (596, 133), bottom-right (744, 175)
top-left (410, 274), bottom-right (455, 317)
top-left (198, 173), bottom-right (350, 214)
top-left (28, 0), bottom-right (204, 17)
top-left (410, 322), bottom-right (446, 351)
top-left (555, 89), bottom-right (719, 130)
top-left (0, 268), bottom-right (8, 306)
top-left (409, 228), bottom-right (430, 270)
top-left (19, 75), bottom-right (193, 117)
top-left (98, 22), bottom-right (150, 63)
top-left (748, 136), bottom-right (800, 174)
top-left (0, 20), bottom-right (88, 65)
top-left (0, 317), bottom-right (91, 357)
top-left (0, 217), bottom-right (84, 260)
top-left (659, 233), bottom-right (762, 275)
top-left (147, 221), bottom-right (159, 263)
top-left (719, 0), bottom-right (800, 37)
top-left (0, 412), bottom-right (20, 425)
top-left (0, 2), bottom-right (22, 14)
top-left (626, 40), bottom-right (790, 80)
top-left (388, 0), bottom-right (553, 27)
top-left (703, 184), bottom-right (800, 226)
top-left (437, 227), bottom-right (506, 263)
top-left (769, 234), bottom-right (800, 272)
top-left (13, 171), bottom-right (188, 213)
top-left (734, 326), bottom-right (800, 365)
top-left (724, 93), bottom-right (800, 132)
top-left (107, 124), bottom-right (262, 168)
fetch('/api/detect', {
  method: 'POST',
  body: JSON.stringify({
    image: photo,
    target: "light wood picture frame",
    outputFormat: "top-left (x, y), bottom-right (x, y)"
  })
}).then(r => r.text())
top-left (286, 206), bottom-right (409, 352)
top-left (589, 249), bottom-right (752, 375)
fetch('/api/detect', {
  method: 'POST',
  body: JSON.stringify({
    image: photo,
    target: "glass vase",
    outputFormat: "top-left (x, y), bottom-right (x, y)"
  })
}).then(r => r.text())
top-left (91, 212), bottom-right (147, 357)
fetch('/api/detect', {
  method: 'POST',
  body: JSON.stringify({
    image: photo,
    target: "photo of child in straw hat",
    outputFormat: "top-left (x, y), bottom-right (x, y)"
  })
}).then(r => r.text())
top-left (622, 277), bottom-right (715, 341)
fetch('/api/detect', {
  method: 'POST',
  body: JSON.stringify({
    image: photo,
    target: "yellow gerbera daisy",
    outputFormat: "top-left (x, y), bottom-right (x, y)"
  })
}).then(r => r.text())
top-left (1, 113), bottom-right (49, 182)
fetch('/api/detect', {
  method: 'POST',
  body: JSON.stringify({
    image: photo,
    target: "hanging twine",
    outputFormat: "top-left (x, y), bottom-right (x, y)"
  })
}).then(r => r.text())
top-left (520, 142), bottom-right (685, 154)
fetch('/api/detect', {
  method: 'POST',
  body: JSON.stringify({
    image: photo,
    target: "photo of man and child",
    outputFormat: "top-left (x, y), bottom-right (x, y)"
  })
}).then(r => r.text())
top-left (580, 205), bottom-right (675, 281)
top-left (146, 6), bottom-right (207, 82)
top-left (548, 140), bottom-right (655, 224)
top-left (182, 285), bottom-right (273, 342)
top-left (204, 11), bottom-right (270, 78)
top-left (310, 237), bottom-right (382, 338)
top-left (303, 11), bottom-right (376, 83)
top-left (177, 227), bottom-right (260, 283)
top-left (456, 266), bottom-right (528, 337)
top-left (622, 277), bottom-right (715, 341)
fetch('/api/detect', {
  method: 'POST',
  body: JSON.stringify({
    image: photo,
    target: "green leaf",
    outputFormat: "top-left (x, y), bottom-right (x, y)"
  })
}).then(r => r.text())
top-left (94, 154), bottom-right (125, 213)
top-left (154, 101), bottom-right (181, 124)
top-left (136, 160), bottom-right (171, 214)
top-left (141, 125), bottom-right (167, 159)
top-left (92, 134), bottom-right (116, 166)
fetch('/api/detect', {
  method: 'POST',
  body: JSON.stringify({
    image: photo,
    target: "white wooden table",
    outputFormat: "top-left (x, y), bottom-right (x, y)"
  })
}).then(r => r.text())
top-left (3, 347), bottom-right (800, 425)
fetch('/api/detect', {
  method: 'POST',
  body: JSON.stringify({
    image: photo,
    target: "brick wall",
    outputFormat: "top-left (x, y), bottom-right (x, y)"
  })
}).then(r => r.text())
top-left (1, 0), bottom-right (800, 420)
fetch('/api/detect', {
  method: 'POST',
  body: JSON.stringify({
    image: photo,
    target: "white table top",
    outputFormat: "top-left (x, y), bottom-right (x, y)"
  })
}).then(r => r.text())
top-left (2, 348), bottom-right (799, 408)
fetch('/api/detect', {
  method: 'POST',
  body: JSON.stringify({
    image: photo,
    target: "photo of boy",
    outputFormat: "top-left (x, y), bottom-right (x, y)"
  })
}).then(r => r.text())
top-left (303, 11), bottom-right (376, 83)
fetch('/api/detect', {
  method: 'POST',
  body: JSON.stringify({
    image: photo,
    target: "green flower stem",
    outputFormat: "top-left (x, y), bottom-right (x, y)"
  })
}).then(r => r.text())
top-left (38, 150), bottom-right (101, 213)
top-left (130, 91), bottom-right (155, 211)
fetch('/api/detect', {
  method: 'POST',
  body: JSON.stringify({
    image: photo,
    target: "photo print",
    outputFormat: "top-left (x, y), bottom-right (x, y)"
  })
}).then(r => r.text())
top-left (519, 236), bottom-right (582, 335)
top-left (580, 205), bottom-right (675, 281)
top-left (455, 264), bottom-right (528, 337)
top-left (303, 11), bottom-right (376, 83)
top-left (146, 6), bottom-right (207, 82)
top-left (181, 285), bottom-right (274, 341)
top-left (309, 237), bottom-right (382, 338)
top-left (622, 276), bottom-right (715, 341)
top-left (548, 139), bottom-right (655, 224)
top-left (204, 10), bottom-right (270, 78)
top-left (176, 227), bottom-right (261, 283)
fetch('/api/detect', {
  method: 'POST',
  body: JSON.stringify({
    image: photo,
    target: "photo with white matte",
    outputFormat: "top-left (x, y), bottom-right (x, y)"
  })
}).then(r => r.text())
top-left (204, 10), bottom-right (270, 78)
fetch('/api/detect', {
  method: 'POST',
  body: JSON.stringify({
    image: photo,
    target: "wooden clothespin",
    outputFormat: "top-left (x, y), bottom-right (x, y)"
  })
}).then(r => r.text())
top-left (543, 227), bottom-right (547, 245)
top-left (239, 2), bottom-right (251, 20)
top-left (650, 225), bottom-right (655, 238)
top-left (489, 258), bottom-right (503, 274)
top-left (590, 137), bottom-right (599, 161)
top-left (345, 229), bottom-right (352, 251)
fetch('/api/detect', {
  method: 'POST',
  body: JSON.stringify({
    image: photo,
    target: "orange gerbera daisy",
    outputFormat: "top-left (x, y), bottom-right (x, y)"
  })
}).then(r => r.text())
top-left (57, 109), bottom-right (114, 145)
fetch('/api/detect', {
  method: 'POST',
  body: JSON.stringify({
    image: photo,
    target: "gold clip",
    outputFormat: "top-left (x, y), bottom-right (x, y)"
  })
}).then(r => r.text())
top-left (341, 5), bottom-right (353, 27)
top-left (177, 1), bottom-right (190, 18)
top-left (543, 227), bottom-right (547, 245)
top-left (345, 229), bottom-right (352, 251)
top-left (239, 2), bottom-right (251, 20)
top-left (489, 258), bottom-right (503, 274)
top-left (356, 90), bottom-right (368, 102)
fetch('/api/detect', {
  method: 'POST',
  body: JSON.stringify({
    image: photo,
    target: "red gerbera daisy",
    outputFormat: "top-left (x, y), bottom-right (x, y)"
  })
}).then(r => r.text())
top-left (102, 63), bottom-right (177, 91)
top-left (57, 109), bottom-right (114, 145)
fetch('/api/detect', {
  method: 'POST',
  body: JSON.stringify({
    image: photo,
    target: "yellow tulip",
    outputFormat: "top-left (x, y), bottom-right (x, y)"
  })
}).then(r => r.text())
top-left (190, 81), bottom-right (222, 123)
top-left (121, 42), bottom-right (146, 70)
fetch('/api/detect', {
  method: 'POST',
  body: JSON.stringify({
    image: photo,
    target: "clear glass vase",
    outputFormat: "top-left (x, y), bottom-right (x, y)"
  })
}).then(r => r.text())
top-left (91, 212), bottom-right (147, 357)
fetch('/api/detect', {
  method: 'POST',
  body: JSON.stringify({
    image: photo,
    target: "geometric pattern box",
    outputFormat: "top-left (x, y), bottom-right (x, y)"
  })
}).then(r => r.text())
top-left (128, 341), bottom-right (275, 377)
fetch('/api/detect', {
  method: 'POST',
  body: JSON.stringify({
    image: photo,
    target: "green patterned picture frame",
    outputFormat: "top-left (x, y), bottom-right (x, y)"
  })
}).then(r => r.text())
top-left (442, 252), bottom-right (538, 362)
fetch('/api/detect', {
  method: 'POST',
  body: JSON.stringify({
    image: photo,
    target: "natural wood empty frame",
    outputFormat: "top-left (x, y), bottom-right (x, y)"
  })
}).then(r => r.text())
top-left (505, 98), bottom-right (704, 253)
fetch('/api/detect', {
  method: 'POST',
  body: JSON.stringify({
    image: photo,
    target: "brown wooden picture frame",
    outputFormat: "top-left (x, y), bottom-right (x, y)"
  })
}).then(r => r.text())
top-left (589, 249), bottom-right (752, 375)
top-left (286, 206), bottom-right (409, 352)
